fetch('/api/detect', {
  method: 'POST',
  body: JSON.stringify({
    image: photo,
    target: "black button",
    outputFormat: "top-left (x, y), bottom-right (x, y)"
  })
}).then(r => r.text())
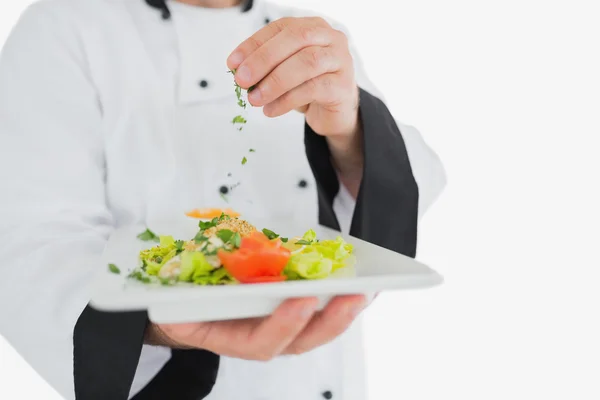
top-left (322, 391), bottom-right (333, 399)
top-left (199, 80), bottom-right (209, 88)
top-left (298, 179), bottom-right (308, 188)
top-left (219, 185), bottom-right (229, 194)
top-left (264, 17), bottom-right (271, 24)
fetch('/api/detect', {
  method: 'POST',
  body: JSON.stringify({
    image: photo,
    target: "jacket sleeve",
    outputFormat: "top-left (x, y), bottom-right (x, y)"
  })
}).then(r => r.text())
top-left (0, 4), bottom-right (218, 400)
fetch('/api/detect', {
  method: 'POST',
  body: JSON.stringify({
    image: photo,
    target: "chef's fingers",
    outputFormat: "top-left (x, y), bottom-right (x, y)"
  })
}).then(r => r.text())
top-left (233, 26), bottom-right (338, 90)
top-left (247, 45), bottom-right (343, 108)
top-left (242, 297), bottom-right (319, 361)
top-left (262, 73), bottom-right (348, 118)
top-left (227, 16), bottom-right (330, 71)
top-left (283, 295), bottom-right (366, 356)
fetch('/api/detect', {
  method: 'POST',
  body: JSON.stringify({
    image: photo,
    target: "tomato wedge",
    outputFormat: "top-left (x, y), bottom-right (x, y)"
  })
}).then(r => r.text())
top-left (240, 231), bottom-right (282, 250)
top-left (185, 208), bottom-right (241, 219)
top-left (218, 232), bottom-right (290, 284)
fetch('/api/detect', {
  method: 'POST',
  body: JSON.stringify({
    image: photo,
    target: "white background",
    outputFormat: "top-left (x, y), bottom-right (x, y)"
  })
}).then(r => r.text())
top-left (1, 0), bottom-right (600, 399)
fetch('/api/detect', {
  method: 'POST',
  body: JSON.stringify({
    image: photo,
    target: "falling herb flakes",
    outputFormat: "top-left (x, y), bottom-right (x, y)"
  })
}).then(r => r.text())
top-left (108, 263), bottom-right (121, 274)
top-left (228, 69), bottom-right (248, 131)
top-left (137, 228), bottom-right (159, 243)
top-left (228, 70), bottom-right (259, 165)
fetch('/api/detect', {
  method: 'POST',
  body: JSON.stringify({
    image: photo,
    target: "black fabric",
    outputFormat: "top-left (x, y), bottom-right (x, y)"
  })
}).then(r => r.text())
top-left (73, 306), bottom-right (148, 399)
top-left (305, 87), bottom-right (420, 257)
top-left (145, 0), bottom-right (254, 20)
top-left (73, 305), bottom-right (220, 400)
top-left (132, 349), bottom-right (219, 400)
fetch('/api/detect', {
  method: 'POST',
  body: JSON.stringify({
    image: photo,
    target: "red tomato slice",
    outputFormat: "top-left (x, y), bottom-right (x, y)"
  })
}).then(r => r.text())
top-left (218, 245), bottom-right (290, 284)
top-left (240, 232), bottom-right (284, 251)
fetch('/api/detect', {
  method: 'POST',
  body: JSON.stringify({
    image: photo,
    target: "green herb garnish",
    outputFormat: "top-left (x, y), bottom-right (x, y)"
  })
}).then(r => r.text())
top-left (232, 115), bottom-right (247, 124)
top-left (108, 263), bottom-right (121, 274)
top-left (262, 228), bottom-right (279, 240)
top-left (249, 148), bottom-right (256, 153)
top-left (232, 232), bottom-right (242, 248)
top-left (241, 157), bottom-right (247, 165)
top-left (216, 229), bottom-right (234, 243)
top-left (194, 233), bottom-right (209, 244)
top-left (218, 213), bottom-right (231, 221)
top-left (295, 240), bottom-right (313, 246)
top-left (137, 228), bottom-right (160, 242)
top-left (281, 237), bottom-right (289, 243)
top-left (128, 270), bottom-right (151, 284)
top-left (199, 219), bottom-right (218, 230)
top-left (175, 240), bottom-right (185, 253)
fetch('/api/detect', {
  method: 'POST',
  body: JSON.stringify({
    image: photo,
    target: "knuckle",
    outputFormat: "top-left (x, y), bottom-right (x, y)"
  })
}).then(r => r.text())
top-left (248, 36), bottom-right (264, 51)
top-left (304, 47), bottom-right (326, 70)
top-left (256, 48), bottom-right (272, 66)
top-left (296, 24), bottom-right (317, 43)
top-left (267, 72), bottom-right (284, 93)
top-left (335, 29), bottom-right (349, 45)
top-left (278, 17), bottom-right (293, 27)
top-left (306, 78), bottom-right (320, 96)
top-left (311, 16), bottom-right (329, 27)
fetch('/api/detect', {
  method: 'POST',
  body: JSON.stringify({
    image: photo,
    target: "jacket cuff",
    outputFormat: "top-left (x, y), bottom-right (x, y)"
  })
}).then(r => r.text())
top-left (73, 305), bottom-right (148, 399)
top-left (304, 87), bottom-right (419, 257)
top-left (74, 305), bottom-right (220, 400)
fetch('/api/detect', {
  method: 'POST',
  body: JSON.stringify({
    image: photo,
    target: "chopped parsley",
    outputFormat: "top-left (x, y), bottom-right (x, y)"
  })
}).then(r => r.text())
top-left (249, 148), bottom-right (256, 153)
top-left (262, 228), bottom-right (279, 240)
top-left (295, 240), bottom-right (313, 246)
top-left (216, 229), bottom-right (234, 243)
top-left (232, 232), bottom-right (242, 248)
top-left (216, 229), bottom-right (242, 249)
top-left (137, 228), bottom-right (159, 242)
top-left (262, 228), bottom-right (288, 243)
top-left (174, 240), bottom-right (185, 253)
top-left (241, 156), bottom-right (247, 165)
top-left (128, 270), bottom-right (151, 284)
top-left (108, 263), bottom-right (121, 274)
top-left (194, 232), bottom-right (209, 244)
top-left (232, 115), bottom-right (247, 124)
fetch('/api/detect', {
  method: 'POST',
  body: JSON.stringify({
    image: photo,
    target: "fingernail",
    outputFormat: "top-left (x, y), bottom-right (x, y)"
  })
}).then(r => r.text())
top-left (236, 65), bottom-right (251, 82)
top-left (228, 52), bottom-right (244, 66)
top-left (248, 87), bottom-right (261, 103)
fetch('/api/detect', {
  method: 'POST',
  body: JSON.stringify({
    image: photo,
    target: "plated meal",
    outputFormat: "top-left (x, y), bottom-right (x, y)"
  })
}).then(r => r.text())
top-left (111, 211), bottom-right (356, 286)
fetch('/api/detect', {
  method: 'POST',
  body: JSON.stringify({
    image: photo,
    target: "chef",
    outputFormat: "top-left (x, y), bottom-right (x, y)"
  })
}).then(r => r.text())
top-left (0, 0), bottom-right (446, 399)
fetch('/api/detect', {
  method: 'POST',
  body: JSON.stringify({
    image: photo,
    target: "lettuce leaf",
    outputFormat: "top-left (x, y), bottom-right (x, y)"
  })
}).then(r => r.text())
top-left (160, 235), bottom-right (175, 248)
top-left (179, 251), bottom-right (214, 282)
top-left (285, 251), bottom-right (333, 279)
top-left (284, 235), bottom-right (354, 279)
top-left (302, 229), bottom-right (317, 242)
top-left (141, 246), bottom-right (178, 276)
top-left (193, 267), bottom-right (235, 285)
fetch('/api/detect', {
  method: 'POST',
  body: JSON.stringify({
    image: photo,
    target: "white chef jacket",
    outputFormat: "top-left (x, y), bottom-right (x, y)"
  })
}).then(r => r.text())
top-left (0, 0), bottom-right (446, 399)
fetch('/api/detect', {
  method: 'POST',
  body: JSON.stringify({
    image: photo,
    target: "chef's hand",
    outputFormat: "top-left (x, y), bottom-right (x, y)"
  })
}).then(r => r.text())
top-left (146, 295), bottom-right (366, 360)
top-left (227, 17), bottom-right (363, 196)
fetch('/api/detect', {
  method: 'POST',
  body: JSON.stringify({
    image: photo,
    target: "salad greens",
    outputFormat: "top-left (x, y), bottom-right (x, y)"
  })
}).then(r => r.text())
top-left (128, 216), bottom-right (354, 286)
top-left (283, 234), bottom-right (354, 280)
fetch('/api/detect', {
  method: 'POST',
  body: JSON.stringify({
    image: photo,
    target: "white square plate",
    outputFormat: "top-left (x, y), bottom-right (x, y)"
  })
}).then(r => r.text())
top-left (90, 218), bottom-right (443, 323)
